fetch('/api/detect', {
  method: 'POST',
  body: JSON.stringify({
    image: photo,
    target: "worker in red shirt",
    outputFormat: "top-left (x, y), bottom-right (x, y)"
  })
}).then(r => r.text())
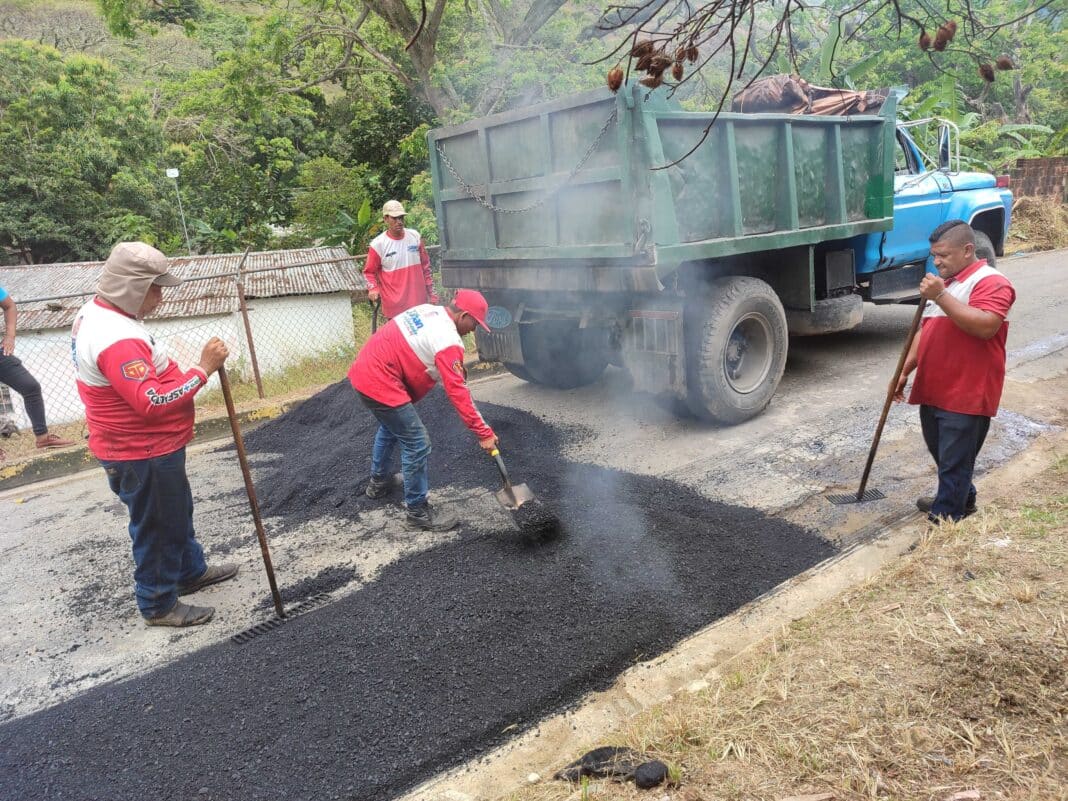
top-left (72, 242), bottom-right (238, 627)
top-left (894, 220), bottom-right (1016, 524)
top-left (348, 289), bottom-right (498, 531)
top-left (363, 199), bottom-right (438, 319)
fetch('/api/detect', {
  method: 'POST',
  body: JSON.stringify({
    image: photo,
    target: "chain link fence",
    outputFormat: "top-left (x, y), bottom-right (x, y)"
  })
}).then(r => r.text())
top-left (0, 263), bottom-right (390, 459)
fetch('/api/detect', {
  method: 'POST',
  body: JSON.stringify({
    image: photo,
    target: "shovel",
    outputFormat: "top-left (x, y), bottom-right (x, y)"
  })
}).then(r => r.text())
top-left (490, 448), bottom-right (535, 510)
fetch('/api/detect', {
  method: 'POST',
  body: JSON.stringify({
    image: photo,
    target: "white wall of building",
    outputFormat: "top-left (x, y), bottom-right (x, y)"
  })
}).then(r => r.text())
top-left (1, 293), bottom-right (356, 430)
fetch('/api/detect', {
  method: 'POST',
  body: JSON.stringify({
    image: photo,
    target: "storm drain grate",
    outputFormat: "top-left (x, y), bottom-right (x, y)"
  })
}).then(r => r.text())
top-left (825, 488), bottom-right (887, 505)
top-left (230, 592), bottom-right (332, 645)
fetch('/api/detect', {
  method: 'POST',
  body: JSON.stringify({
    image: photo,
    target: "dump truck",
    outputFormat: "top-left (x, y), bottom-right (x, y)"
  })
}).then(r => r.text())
top-left (427, 81), bottom-right (1012, 424)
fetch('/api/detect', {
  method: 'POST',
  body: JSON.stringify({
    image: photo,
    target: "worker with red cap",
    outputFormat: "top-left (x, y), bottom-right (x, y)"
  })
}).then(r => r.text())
top-left (348, 289), bottom-right (498, 530)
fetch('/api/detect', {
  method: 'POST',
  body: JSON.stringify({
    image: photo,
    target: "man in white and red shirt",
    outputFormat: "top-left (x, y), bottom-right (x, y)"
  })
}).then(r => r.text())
top-left (894, 220), bottom-right (1016, 523)
top-left (72, 242), bottom-right (236, 627)
top-left (349, 289), bottom-right (498, 531)
top-left (363, 199), bottom-right (438, 319)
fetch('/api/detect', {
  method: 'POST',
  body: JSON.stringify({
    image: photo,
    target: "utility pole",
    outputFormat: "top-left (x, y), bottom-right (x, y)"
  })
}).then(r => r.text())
top-left (166, 168), bottom-right (193, 255)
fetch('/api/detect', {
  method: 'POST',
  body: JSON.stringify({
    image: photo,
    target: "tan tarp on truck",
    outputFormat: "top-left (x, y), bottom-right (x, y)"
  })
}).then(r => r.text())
top-left (732, 74), bottom-right (889, 116)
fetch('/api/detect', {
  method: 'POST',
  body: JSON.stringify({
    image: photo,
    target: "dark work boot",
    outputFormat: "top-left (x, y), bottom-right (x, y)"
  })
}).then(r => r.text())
top-left (405, 502), bottom-right (458, 531)
top-left (365, 475), bottom-right (392, 500)
top-left (916, 495), bottom-right (977, 517)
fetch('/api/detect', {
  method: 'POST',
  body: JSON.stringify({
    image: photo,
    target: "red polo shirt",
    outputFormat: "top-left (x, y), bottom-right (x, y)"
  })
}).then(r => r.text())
top-left (909, 260), bottom-right (1015, 417)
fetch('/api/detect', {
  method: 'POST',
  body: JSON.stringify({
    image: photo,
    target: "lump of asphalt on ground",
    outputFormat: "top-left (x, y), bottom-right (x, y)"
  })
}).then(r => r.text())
top-left (512, 500), bottom-right (563, 541)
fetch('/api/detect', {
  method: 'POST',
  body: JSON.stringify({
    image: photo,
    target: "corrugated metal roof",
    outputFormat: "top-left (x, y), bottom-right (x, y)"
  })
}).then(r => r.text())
top-left (0, 247), bottom-right (367, 332)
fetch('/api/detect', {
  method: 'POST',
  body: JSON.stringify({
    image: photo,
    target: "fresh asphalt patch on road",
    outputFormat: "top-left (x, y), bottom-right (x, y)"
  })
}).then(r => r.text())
top-left (0, 383), bottom-right (835, 801)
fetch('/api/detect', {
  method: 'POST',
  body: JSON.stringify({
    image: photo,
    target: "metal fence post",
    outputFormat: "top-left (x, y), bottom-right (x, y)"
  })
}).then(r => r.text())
top-left (234, 246), bottom-right (265, 400)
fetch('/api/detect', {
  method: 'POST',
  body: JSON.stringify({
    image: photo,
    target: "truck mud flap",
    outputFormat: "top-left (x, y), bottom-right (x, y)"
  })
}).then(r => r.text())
top-left (622, 303), bottom-right (686, 395)
top-left (867, 263), bottom-right (926, 304)
top-left (476, 305), bottom-right (524, 364)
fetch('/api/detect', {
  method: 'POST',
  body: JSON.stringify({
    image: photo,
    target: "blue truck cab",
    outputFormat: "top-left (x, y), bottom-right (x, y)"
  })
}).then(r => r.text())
top-left (856, 120), bottom-right (1013, 302)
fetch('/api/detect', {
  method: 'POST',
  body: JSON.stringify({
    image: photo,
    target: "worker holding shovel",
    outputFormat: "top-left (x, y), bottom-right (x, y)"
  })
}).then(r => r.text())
top-left (893, 220), bottom-right (1016, 524)
top-left (348, 290), bottom-right (498, 531)
top-left (72, 242), bottom-right (239, 627)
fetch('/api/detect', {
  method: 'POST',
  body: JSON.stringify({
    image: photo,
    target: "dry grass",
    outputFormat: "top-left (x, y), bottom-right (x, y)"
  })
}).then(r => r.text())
top-left (510, 456), bottom-right (1068, 801)
top-left (1005, 197), bottom-right (1068, 254)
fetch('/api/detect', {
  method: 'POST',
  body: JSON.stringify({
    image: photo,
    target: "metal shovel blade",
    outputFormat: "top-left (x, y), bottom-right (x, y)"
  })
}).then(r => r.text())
top-left (495, 482), bottom-right (535, 510)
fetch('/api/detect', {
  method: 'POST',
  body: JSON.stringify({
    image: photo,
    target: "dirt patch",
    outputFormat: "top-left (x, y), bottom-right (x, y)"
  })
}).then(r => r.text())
top-left (1005, 197), bottom-right (1068, 254)
top-left (930, 635), bottom-right (1067, 721)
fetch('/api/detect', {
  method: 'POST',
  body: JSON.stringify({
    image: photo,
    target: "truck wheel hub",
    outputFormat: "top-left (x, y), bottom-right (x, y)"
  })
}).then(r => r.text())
top-left (724, 313), bottom-right (773, 394)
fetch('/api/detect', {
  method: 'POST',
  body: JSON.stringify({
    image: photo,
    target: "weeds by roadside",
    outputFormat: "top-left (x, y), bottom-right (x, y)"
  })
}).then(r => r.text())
top-left (512, 456), bottom-right (1067, 801)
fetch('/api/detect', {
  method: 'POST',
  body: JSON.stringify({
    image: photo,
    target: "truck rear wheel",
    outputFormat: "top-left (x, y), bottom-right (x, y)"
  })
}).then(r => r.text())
top-left (686, 277), bottom-right (788, 424)
top-left (520, 321), bottom-right (609, 389)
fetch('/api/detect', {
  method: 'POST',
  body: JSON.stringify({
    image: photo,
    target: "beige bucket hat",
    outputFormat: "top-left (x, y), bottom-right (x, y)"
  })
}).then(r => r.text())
top-left (97, 242), bottom-right (182, 316)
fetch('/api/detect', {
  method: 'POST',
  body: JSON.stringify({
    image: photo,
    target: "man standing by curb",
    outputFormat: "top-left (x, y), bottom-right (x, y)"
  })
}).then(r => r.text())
top-left (0, 287), bottom-right (75, 457)
top-left (72, 242), bottom-right (238, 627)
top-left (894, 220), bottom-right (1016, 524)
top-left (363, 200), bottom-right (438, 319)
top-left (349, 290), bottom-right (498, 531)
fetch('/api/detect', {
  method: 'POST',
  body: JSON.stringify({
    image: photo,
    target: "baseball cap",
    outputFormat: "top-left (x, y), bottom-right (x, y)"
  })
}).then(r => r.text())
top-left (452, 289), bottom-right (490, 331)
top-left (382, 200), bottom-right (406, 217)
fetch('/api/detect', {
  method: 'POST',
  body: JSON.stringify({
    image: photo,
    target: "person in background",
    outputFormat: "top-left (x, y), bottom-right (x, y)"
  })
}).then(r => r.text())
top-left (72, 242), bottom-right (238, 627)
top-left (0, 286), bottom-right (75, 459)
top-left (349, 290), bottom-right (498, 531)
top-left (363, 199), bottom-right (438, 319)
top-left (894, 220), bottom-right (1016, 524)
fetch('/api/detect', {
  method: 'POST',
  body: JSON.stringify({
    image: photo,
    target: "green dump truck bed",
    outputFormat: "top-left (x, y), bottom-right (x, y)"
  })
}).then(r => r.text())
top-left (429, 83), bottom-right (896, 290)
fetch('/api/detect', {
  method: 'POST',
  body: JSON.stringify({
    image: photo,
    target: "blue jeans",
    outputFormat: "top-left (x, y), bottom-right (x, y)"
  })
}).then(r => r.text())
top-left (359, 395), bottom-right (431, 508)
top-left (100, 447), bottom-right (207, 618)
top-left (920, 405), bottom-right (990, 521)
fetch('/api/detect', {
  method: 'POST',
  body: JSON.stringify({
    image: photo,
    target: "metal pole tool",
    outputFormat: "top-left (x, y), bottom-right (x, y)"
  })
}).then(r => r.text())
top-left (827, 299), bottom-right (927, 505)
top-left (218, 365), bottom-right (284, 617)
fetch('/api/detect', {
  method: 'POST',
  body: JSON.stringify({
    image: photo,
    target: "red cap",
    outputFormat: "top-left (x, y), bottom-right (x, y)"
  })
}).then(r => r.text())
top-left (452, 289), bottom-right (490, 331)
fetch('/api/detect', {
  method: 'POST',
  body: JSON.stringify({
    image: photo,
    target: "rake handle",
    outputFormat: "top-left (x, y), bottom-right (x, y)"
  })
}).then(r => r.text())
top-left (856, 299), bottom-right (928, 501)
top-left (219, 366), bottom-right (285, 619)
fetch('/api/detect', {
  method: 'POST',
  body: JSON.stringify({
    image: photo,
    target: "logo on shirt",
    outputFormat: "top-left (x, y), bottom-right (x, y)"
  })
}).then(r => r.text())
top-left (407, 244), bottom-right (420, 253)
top-left (452, 359), bottom-right (467, 382)
top-left (145, 374), bottom-right (202, 406)
top-left (400, 309), bottom-right (424, 337)
top-left (121, 358), bottom-right (150, 381)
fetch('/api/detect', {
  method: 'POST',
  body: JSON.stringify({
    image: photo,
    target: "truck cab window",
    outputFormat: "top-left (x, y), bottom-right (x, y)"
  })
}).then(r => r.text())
top-left (895, 133), bottom-right (915, 175)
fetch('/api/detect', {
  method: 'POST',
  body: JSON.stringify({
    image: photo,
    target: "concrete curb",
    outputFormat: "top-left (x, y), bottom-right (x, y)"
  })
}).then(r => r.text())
top-left (0, 399), bottom-right (303, 493)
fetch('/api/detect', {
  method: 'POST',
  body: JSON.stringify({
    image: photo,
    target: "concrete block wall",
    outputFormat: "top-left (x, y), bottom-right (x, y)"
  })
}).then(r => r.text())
top-left (1009, 156), bottom-right (1068, 201)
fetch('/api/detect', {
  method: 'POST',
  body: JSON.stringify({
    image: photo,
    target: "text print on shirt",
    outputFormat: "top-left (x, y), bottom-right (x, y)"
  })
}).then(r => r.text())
top-left (146, 374), bottom-right (203, 406)
top-left (400, 308), bottom-right (425, 337)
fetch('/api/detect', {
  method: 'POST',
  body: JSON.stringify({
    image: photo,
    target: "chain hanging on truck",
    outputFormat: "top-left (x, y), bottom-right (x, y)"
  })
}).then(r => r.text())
top-left (434, 108), bottom-right (619, 214)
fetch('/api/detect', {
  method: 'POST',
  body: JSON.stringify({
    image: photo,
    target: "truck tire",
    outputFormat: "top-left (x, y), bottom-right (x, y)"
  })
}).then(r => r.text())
top-left (686, 276), bottom-right (788, 425)
top-left (503, 362), bottom-right (534, 382)
top-left (973, 230), bottom-right (997, 267)
top-left (520, 321), bottom-right (609, 389)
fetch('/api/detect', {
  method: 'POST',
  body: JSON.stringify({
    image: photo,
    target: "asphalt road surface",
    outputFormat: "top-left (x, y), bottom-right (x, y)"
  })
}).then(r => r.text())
top-left (1, 249), bottom-right (1064, 800)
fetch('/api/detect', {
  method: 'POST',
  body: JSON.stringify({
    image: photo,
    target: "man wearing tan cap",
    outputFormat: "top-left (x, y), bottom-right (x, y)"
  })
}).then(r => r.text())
top-left (362, 199), bottom-right (438, 319)
top-left (71, 242), bottom-right (236, 627)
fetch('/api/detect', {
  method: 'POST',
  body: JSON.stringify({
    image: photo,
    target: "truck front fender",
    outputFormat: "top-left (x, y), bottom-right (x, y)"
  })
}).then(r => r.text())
top-left (945, 188), bottom-right (1012, 255)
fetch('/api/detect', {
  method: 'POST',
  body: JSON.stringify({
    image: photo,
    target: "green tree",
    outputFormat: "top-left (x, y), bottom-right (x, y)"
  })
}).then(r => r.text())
top-left (0, 40), bottom-right (175, 263)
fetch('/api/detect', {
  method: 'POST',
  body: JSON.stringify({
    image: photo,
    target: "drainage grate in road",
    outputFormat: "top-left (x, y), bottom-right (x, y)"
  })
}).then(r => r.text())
top-left (230, 592), bottom-right (332, 645)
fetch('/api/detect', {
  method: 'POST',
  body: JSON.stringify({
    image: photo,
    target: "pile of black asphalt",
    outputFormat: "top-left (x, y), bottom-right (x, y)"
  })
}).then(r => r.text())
top-left (0, 382), bottom-right (835, 801)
